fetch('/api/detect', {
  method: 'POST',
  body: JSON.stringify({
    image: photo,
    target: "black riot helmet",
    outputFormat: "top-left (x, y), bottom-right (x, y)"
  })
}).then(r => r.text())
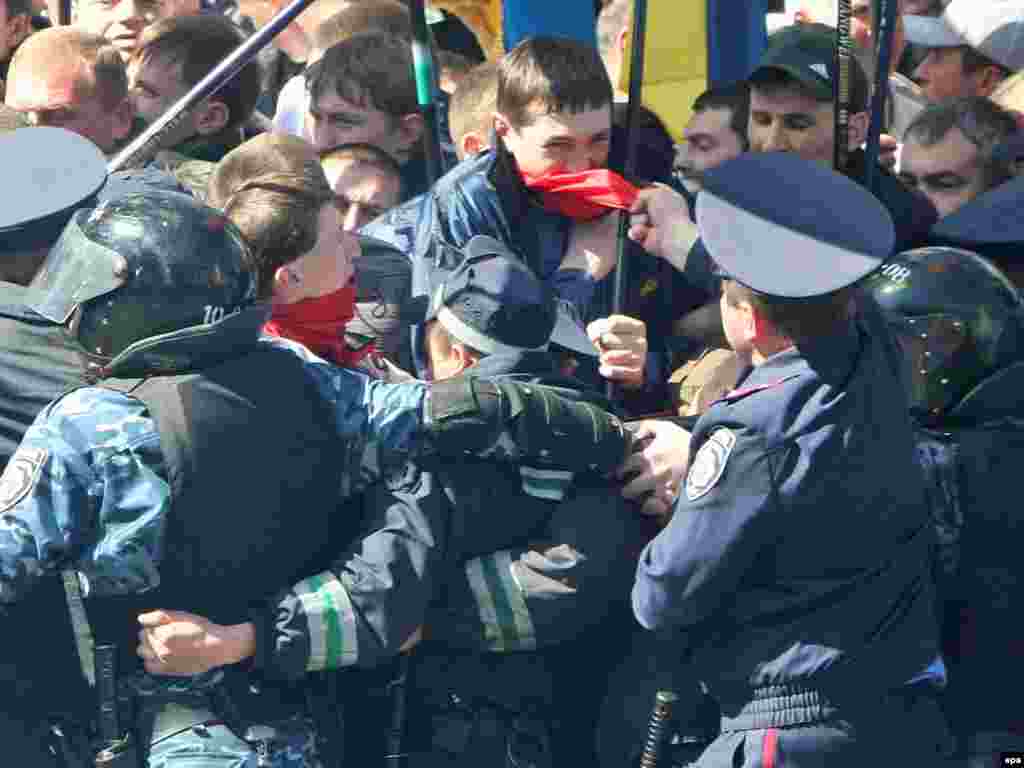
top-left (27, 190), bottom-right (267, 379)
top-left (864, 247), bottom-right (1024, 425)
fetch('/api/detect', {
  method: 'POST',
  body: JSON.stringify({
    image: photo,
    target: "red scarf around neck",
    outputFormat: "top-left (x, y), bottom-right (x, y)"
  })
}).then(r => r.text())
top-left (520, 167), bottom-right (640, 221)
top-left (264, 281), bottom-right (370, 367)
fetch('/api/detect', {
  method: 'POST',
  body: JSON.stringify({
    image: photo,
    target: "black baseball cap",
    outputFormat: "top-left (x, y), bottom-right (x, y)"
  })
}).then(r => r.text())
top-left (750, 23), bottom-right (840, 101)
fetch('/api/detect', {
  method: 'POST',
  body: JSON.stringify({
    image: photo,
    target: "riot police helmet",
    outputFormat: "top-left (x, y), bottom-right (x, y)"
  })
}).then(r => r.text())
top-left (864, 247), bottom-right (1024, 424)
top-left (26, 189), bottom-right (265, 378)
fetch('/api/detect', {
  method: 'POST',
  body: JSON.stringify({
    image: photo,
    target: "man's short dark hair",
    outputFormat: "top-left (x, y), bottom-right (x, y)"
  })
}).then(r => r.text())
top-left (724, 279), bottom-right (853, 343)
top-left (498, 36), bottom-right (613, 128)
top-left (306, 33), bottom-right (417, 120)
top-left (749, 61), bottom-right (870, 114)
top-left (133, 15), bottom-right (260, 133)
top-left (4, 0), bottom-right (32, 19)
top-left (4, 0), bottom-right (32, 18)
top-left (693, 81), bottom-right (751, 151)
top-left (310, 0), bottom-right (412, 51)
top-left (904, 96), bottom-right (1020, 190)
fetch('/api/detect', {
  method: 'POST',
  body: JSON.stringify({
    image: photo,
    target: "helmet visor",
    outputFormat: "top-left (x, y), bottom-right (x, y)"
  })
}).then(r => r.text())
top-left (27, 209), bottom-right (130, 325)
top-left (887, 313), bottom-right (970, 417)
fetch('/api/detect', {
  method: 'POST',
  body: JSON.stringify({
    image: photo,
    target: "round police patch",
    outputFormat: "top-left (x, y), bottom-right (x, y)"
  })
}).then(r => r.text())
top-left (685, 428), bottom-right (737, 501)
top-left (0, 446), bottom-right (48, 513)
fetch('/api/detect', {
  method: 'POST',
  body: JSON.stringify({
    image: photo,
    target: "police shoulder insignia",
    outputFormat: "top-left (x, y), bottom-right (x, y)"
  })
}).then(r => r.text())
top-left (685, 428), bottom-right (736, 501)
top-left (0, 447), bottom-right (48, 513)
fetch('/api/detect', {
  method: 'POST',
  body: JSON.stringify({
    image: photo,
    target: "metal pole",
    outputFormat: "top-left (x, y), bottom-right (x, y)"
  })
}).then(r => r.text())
top-left (833, 0), bottom-right (852, 173)
top-left (409, 0), bottom-right (443, 184)
top-left (107, 0), bottom-right (319, 171)
top-left (863, 0), bottom-right (897, 193)
top-left (607, 0), bottom-right (648, 399)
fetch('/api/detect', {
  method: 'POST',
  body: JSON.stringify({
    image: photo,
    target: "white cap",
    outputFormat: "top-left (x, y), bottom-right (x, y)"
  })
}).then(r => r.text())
top-left (904, 0), bottom-right (1024, 72)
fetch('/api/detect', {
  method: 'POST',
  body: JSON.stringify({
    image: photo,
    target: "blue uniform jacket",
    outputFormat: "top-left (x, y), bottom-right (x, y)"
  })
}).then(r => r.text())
top-left (255, 350), bottom-right (647, 677)
top-left (633, 308), bottom-right (940, 713)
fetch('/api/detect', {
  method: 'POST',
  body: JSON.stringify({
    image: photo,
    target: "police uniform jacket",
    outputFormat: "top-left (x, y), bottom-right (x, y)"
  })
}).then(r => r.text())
top-left (0, 281), bottom-right (95, 764)
top-left (250, 349), bottom-right (648, 680)
top-left (917, 360), bottom-right (1024, 737)
top-left (633, 303), bottom-right (940, 723)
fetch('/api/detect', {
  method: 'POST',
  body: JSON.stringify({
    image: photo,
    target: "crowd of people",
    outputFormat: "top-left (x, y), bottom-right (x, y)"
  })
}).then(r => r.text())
top-left (1, 0), bottom-right (1023, 766)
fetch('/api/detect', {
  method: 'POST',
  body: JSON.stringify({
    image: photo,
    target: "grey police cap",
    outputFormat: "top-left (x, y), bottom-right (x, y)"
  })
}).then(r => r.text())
top-left (695, 152), bottom-right (896, 298)
top-left (406, 235), bottom-right (597, 357)
top-left (0, 127), bottom-right (107, 250)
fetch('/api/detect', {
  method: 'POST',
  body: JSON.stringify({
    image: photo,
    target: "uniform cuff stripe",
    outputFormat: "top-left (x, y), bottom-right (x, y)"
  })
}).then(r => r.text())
top-left (293, 572), bottom-right (359, 671)
top-left (466, 551), bottom-right (537, 652)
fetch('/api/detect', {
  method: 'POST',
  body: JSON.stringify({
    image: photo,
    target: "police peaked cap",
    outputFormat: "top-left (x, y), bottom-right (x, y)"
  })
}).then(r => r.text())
top-left (0, 127), bottom-right (107, 251)
top-left (695, 152), bottom-right (896, 298)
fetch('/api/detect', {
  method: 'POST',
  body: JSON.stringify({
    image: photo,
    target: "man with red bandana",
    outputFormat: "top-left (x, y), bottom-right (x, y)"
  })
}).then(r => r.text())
top-left (363, 36), bottom-right (719, 410)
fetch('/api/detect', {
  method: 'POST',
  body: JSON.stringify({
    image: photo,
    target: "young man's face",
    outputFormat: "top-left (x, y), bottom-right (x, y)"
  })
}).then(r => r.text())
top-left (913, 47), bottom-right (992, 102)
top-left (682, 107), bottom-right (744, 176)
top-left (275, 204), bottom-right (358, 304)
top-left (323, 157), bottom-right (402, 232)
top-left (5, 59), bottom-right (132, 152)
top-left (748, 85), bottom-right (836, 166)
top-left (129, 54), bottom-right (219, 145)
top-left (496, 102), bottom-right (612, 177)
top-left (74, 0), bottom-right (164, 60)
top-left (308, 90), bottom-right (415, 164)
top-left (899, 125), bottom-right (988, 218)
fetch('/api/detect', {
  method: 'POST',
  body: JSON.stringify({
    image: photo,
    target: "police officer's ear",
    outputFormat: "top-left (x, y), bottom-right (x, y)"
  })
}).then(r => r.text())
top-left (449, 341), bottom-right (481, 374)
top-left (194, 98), bottom-right (230, 137)
top-left (848, 110), bottom-right (870, 152)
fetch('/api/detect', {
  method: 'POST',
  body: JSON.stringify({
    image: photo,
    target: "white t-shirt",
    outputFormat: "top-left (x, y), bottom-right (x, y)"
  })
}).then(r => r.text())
top-left (272, 74), bottom-right (310, 140)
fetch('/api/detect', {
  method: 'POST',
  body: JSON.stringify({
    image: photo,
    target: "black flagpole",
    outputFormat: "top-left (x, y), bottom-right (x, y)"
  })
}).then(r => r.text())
top-left (834, 0), bottom-right (852, 173)
top-left (863, 0), bottom-right (897, 193)
top-left (108, 0), bottom-right (319, 171)
top-left (607, 0), bottom-right (648, 399)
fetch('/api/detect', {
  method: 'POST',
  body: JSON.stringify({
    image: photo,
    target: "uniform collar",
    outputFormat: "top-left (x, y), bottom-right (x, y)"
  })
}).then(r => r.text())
top-left (468, 350), bottom-right (557, 378)
top-left (0, 281), bottom-right (51, 323)
top-left (739, 320), bottom-right (862, 392)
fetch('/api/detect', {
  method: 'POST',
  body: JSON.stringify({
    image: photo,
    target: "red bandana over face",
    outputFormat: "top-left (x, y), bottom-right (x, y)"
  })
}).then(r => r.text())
top-left (264, 281), bottom-right (370, 367)
top-left (520, 167), bottom-right (640, 221)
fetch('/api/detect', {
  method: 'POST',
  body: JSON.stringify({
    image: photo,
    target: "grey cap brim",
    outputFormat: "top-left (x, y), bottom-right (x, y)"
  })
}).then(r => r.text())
top-left (903, 14), bottom-right (965, 47)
